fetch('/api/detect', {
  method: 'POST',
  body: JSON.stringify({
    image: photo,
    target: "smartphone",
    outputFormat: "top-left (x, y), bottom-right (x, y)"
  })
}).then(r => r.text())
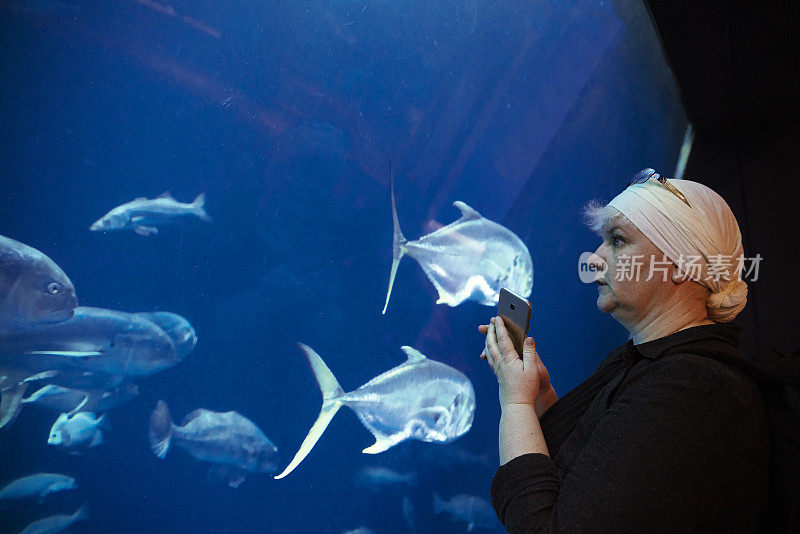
top-left (496, 288), bottom-right (532, 357)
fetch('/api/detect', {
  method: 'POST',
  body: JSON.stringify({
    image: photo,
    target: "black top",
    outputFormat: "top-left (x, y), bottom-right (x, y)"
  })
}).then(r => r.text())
top-left (490, 323), bottom-right (770, 533)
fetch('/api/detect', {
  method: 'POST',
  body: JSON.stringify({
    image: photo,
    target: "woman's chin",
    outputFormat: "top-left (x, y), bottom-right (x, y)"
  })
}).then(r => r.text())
top-left (596, 294), bottom-right (617, 314)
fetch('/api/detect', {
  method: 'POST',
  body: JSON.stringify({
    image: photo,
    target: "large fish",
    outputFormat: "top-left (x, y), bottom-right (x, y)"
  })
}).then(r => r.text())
top-left (274, 344), bottom-right (475, 479)
top-left (0, 307), bottom-right (179, 428)
top-left (90, 192), bottom-right (210, 236)
top-left (353, 466), bottom-right (417, 493)
top-left (0, 235), bottom-right (77, 331)
top-left (149, 400), bottom-right (279, 488)
top-left (0, 306), bottom-right (179, 376)
top-left (133, 312), bottom-right (197, 359)
top-left (0, 473), bottom-right (76, 504)
top-left (48, 411), bottom-right (105, 450)
top-left (382, 178), bottom-right (533, 313)
top-left (20, 505), bottom-right (88, 534)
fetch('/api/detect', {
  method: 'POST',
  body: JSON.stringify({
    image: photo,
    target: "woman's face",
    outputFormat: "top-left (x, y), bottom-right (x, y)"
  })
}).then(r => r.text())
top-left (592, 212), bottom-right (675, 322)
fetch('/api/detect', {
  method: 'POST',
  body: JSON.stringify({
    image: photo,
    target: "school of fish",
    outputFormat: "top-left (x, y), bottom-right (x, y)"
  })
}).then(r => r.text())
top-left (1, 177), bottom-right (521, 531)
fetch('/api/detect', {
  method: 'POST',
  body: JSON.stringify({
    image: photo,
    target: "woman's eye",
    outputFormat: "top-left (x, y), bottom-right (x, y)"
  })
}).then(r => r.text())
top-left (47, 282), bottom-right (61, 295)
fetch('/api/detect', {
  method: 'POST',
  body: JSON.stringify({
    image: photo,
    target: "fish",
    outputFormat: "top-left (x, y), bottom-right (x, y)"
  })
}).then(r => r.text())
top-left (433, 493), bottom-right (498, 532)
top-left (0, 306), bottom-right (180, 377)
top-left (0, 368), bottom-right (59, 429)
top-left (0, 306), bottom-right (174, 426)
top-left (382, 177), bottom-right (533, 313)
top-left (352, 466), bottom-right (418, 492)
top-left (148, 400), bottom-right (279, 488)
top-left (22, 383), bottom-right (139, 414)
top-left (274, 344), bottom-right (475, 479)
top-left (90, 192), bottom-right (210, 236)
top-left (0, 473), bottom-right (76, 504)
top-left (133, 312), bottom-right (197, 359)
top-left (20, 505), bottom-right (88, 534)
top-left (48, 412), bottom-right (105, 450)
top-left (403, 496), bottom-right (416, 533)
top-left (420, 444), bottom-right (493, 470)
top-left (341, 528), bottom-right (377, 534)
top-left (0, 235), bottom-right (78, 331)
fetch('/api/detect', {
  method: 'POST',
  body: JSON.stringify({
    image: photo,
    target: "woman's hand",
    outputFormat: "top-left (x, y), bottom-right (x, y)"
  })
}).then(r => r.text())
top-left (479, 317), bottom-right (558, 417)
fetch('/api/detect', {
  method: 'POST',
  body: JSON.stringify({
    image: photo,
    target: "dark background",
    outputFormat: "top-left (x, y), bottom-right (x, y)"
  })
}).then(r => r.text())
top-left (646, 0), bottom-right (800, 355)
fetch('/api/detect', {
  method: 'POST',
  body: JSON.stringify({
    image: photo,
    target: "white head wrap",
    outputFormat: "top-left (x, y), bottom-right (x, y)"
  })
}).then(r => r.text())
top-left (607, 177), bottom-right (747, 322)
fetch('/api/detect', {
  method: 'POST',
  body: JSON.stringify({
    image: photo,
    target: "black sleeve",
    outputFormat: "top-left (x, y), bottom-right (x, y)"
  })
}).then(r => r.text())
top-left (490, 355), bottom-right (768, 533)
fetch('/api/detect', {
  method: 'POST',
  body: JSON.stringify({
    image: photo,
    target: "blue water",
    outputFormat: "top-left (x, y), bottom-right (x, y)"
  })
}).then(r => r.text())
top-left (0, 0), bottom-right (687, 532)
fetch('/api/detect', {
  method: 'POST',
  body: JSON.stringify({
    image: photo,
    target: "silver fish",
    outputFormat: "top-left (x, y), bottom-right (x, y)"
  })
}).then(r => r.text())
top-left (0, 307), bottom-right (176, 428)
top-left (0, 235), bottom-right (77, 331)
top-left (22, 383), bottom-right (139, 413)
top-left (90, 192), bottom-right (210, 236)
top-left (148, 400), bottom-right (279, 488)
top-left (0, 306), bottom-right (180, 377)
top-left (48, 412), bottom-right (105, 450)
top-left (20, 505), bottom-right (88, 534)
top-left (274, 344), bottom-right (475, 479)
top-left (133, 312), bottom-right (197, 359)
top-left (353, 466), bottom-right (417, 492)
top-left (0, 473), bottom-right (76, 503)
top-left (433, 492), bottom-right (498, 532)
top-left (382, 177), bottom-right (533, 313)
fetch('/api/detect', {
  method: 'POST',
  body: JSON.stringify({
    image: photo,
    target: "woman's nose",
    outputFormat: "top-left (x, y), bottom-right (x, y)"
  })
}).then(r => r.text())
top-left (593, 242), bottom-right (607, 259)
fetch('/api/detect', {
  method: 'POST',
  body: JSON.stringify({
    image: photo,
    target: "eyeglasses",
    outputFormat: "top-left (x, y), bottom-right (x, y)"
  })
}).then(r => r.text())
top-left (627, 168), bottom-right (691, 208)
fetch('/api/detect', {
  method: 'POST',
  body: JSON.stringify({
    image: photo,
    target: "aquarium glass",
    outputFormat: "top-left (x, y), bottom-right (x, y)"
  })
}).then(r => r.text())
top-left (0, 0), bottom-right (688, 532)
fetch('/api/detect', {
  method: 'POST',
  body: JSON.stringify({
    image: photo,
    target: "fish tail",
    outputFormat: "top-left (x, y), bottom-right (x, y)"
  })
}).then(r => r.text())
top-left (382, 168), bottom-right (408, 315)
top-left (274, 344), bottom-right (345, 480)
top-left (149, 400), bottom-right (173, 459)
top-left (72, 504), bottom-right (89, 522)
top-left (433, 492), bottom-right (446, 514)
top-left (0, 383), bottom-right (27, 429)
top-left (192, 193), bottom-right (211, 221)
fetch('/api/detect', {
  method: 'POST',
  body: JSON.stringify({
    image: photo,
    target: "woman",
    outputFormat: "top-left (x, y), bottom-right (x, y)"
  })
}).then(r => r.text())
top-left (480, 169), bottom-right (769, 533)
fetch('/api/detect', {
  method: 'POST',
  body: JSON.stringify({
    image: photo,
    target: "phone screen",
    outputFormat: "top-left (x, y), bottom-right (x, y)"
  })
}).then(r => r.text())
top-left (496, 288), bottom-right (532, 357)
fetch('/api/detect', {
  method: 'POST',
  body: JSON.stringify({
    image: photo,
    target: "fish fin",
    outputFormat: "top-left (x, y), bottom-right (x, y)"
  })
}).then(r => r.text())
top-left (157, 191), bottom-right (173, 199)
top-left (451, 201), bottom-right (483, 222)
top-left (207, 465), bottom-right (246, 488)
top-left (362, 430), bottom-right (405, 454)
top-left (182, 409), bottom-right (206, 425)
top-left (25, 350), bottom-right (103, 358)
top-left (382, 167), bottom-right (408, 315)
top-left (273, 344), bottom-right (344, 479)
top-left (22, 370), bottom-right (59, 381)
top-left (149, 400), bottom-right (173, 458)
top-left (66, 396), bottom-right (89, 416)
top-left (192, 193), bottom-right (211, 221)
top-left (0, 383), bottom-right (26, 429)
top-left (89, 431), bottom-right (103, 448)
top-left (432, 492), bottom-right (446, 514)
top-left (134, 226), bottom-right (158, 236)
top-left (400, 346), bottom-right (427, 364)
top-left (22, 384), bottom-right (62, 404)
top-left (72, 505), bottom-right (89, 522)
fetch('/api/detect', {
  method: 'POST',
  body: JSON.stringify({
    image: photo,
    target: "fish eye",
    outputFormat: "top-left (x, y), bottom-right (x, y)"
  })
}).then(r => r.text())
top-left (47, 282), bottom-right (62, 295)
